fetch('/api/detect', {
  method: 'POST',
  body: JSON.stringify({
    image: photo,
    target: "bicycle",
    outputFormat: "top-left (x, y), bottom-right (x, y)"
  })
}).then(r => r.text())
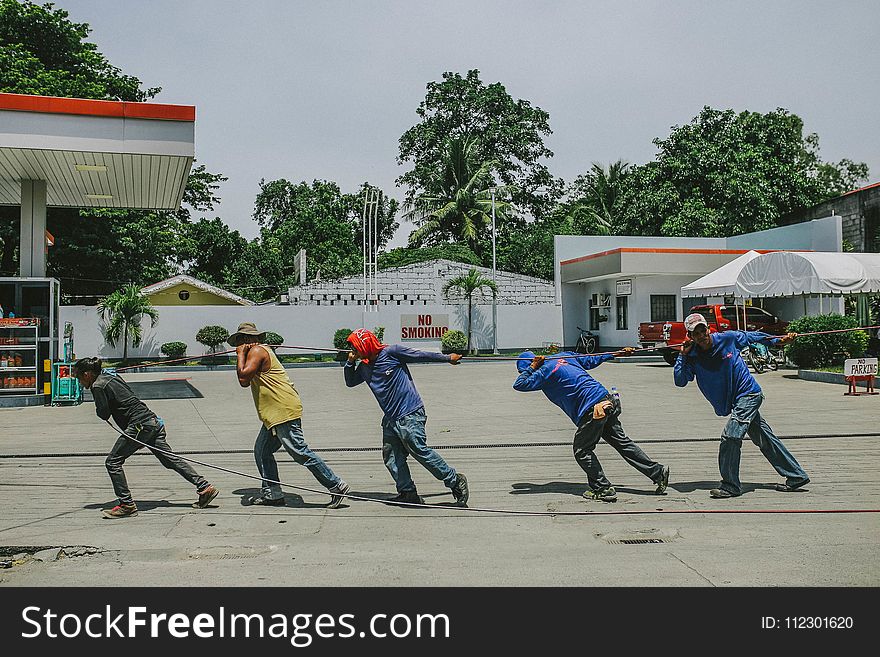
top-left (575, 326), bottom-right (598, 354)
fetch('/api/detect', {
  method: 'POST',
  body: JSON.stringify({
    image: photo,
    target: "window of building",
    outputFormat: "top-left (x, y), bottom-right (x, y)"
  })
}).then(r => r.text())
top-left (650, 295), bottom-right (677, 322)
top-left (589, 306), bottom-right (600, 331)
top-left (616, 296), bottom-right (628, 330)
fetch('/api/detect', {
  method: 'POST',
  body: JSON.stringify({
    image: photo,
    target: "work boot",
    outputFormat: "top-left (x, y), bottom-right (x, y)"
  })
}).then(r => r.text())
top-left (655, 465), bottom-right (670, 495)
top-left (246, 495), bottom-right (285, 506)
top-left (709, 488), bottom-right (740, 499)
top-left (327, 481), bottom-right (351, 509)
top-left (582, 487), bottom-right (618, 503)
top-left (193, 484), bottom-right (219, 509)
top-left (389, 490), bottom-right (425, 506)
top-left (102, 503), bottom-right (138, 519)
top-left (451, 473), bottom-right (470, 505)
top-left (774, 478), bottom-right (810, 492)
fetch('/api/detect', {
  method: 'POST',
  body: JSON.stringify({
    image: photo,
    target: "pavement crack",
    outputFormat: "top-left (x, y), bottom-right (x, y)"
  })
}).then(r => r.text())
top-left (668, 552), bottom-right (715, 586)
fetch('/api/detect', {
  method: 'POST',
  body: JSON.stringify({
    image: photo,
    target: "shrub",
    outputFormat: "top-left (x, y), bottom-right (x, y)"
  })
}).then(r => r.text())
top-left (543, 342), bottom-right (561, 355)
top-left (160, 341), bottom-right (187, 358)
top-left (333, 328), bottom-right (353, 361)
top-left (441, 329), bottom-right (467, 353)
top-left (196, 325), bottom-right (230, 353)
top-left (785, 314), bottom-right (869, 369)
top-left (333, 328), bottom-right (353, 350)
top-left (264, 331), bottom-right (284, 350)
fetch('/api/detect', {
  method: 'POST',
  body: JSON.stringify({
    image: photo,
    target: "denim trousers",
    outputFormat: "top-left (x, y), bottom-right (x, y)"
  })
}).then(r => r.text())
top-left (254, 418), bottom-right (341, 499)
top-left (381, 408), bottom-right (457, 493)
top-left (572, 396), bottom-right (664, 491)
top-left (718, 393), bottom-right (809, 495)
top-left (106, 421), bottom-right (208, 505)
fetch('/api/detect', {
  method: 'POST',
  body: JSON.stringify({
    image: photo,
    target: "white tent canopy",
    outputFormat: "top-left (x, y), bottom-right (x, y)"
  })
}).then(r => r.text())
top-left (738, 252), bottom-right (880, 297)
top-left (681, 250), bottom-right (762, 298)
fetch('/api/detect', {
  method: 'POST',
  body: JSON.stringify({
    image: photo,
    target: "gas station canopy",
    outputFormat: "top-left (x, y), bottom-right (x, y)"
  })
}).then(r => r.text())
top-left (0, 92), bottom-right (195, 210)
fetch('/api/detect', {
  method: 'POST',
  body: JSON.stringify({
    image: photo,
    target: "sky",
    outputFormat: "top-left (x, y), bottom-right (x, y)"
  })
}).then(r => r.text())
top-left (60, 0), bottom-right (880, 246)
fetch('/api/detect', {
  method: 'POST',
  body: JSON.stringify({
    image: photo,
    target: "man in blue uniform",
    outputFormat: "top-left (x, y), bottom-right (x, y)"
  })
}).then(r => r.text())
top-left (674, 313), bottom-right (809, 498)
top-left (513, 348), bottom-right (669, 502)
top-left (343, 328), bottom-right (469, 506)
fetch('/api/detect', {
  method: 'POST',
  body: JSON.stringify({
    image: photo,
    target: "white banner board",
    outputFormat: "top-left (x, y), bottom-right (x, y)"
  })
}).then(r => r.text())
top-left (844, 358), bottom-right (878, 377)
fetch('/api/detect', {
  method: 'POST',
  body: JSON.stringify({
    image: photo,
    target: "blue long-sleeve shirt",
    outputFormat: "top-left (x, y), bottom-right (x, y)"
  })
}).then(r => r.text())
top-left (513, 351), bottom-right (615, 425)
top-left (673, 330), bottom-right (779, 416)
top-left (343, 344), bottom-right (451, 422)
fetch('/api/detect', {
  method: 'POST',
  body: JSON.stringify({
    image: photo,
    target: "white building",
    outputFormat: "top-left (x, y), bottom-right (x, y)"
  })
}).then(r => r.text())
top-left (555, 216), bottom-right (843, 349)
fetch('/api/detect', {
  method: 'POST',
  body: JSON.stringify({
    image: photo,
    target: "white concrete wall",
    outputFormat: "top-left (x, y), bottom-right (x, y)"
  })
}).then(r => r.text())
top-left (61, 302), bottom-right (562, 358)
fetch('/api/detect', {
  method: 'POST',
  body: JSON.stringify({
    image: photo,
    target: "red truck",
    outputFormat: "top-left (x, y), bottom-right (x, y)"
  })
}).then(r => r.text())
top-left (638, 304), bottom-right (789, 365)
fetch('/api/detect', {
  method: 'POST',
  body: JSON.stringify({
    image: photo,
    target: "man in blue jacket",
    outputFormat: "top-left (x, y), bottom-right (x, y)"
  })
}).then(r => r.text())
top-left (344, 328), bottom-right (469, 506)
top-left (513, 348), bottom-right (669, 502)
top-left (674, 313), bottom-right (809, 498)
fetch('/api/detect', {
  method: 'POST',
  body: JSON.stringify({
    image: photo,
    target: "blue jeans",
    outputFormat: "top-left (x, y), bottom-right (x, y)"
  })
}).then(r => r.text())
top-left (382, 408), bottom-right (457, 493)
top-left (254, 419), bottom-right (341, 500)
top-left (718, 393), bottom-right (809, 495)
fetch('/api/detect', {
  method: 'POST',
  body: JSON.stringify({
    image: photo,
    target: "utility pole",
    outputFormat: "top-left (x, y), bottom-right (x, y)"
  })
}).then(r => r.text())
top-left (491, 186), bottom-right (499, 354)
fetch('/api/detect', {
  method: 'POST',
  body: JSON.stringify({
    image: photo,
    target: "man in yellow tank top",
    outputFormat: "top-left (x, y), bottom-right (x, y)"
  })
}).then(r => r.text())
top-left (230, 322), bottom-right (351, 508)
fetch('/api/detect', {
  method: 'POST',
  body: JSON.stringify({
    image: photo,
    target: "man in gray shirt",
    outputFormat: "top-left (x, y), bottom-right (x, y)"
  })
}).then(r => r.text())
top-left (74, 357), bottom-right (219, 518)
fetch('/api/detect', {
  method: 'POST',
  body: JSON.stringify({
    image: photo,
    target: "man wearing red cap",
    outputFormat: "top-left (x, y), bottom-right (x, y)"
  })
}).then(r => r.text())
top-left (343, 328), bottom-right (469, 506)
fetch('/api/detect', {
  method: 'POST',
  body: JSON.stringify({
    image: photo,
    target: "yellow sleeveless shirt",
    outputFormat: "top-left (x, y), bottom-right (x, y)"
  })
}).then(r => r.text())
top-left (249, 346), bottom-right (303, 428)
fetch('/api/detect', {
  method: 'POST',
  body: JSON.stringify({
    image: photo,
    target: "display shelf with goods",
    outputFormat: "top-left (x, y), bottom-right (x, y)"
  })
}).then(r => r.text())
top-left (0, 319), bottom-right (39, 395)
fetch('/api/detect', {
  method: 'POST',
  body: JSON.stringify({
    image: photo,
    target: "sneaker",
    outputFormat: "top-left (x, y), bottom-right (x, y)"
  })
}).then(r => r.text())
top-left (389, 490), bottom-right (425, 506)
top-left (451, 473), bottom-right (469, 505)
top-left (775, 478), bottom-right (810, 492)
top-left (102, 503), bottom-right (138, 519)
top-left (246, 495), bottom-right (285, 506)
top-left (709, 488), bottom-right (740, 499)
top-left (655, 465), bottom-right (670, 495)
top-left (327, 481), bottom-right (351, 509)
top-left (583, 486), bottom-right (618, 502)
top-left (193, 484), bottom-right (219, 509)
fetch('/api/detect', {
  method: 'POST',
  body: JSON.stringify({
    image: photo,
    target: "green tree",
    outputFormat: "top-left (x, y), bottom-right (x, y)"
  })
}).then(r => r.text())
top-left (564, 160), bottom-right (632, 235)
top-left (442, 269), bottom-right (498, 354)
top-left (398, 69), bottom-right (556, 217)
top-left (404, 137), bottom-right (515, 256)
top-left (196, 325), bottom-right (229, 355)
top-left (179, 217), bottom-right (247, 285)
top-left (253, 179), bottom-right (398, 283)
top-left (616, 107), bottom-right (870, 237)
top-left (97, 284), bottom-right (158, 363)
top-left (378, 244), bottom-right (481, 270)
top-left (0, 0), bottom-right (159, 101)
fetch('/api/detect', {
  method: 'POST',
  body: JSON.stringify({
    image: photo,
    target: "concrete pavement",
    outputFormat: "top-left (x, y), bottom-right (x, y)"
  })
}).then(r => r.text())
top-left (1, 360), bottom-right (878, 586)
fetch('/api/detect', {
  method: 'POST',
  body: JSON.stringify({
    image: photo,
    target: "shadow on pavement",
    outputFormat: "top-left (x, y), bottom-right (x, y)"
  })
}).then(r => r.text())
top-left (509, 481), bottom-right (585, 496)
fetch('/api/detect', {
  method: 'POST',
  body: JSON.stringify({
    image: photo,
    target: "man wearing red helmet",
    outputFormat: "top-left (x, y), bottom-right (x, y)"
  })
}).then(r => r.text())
top-left (343, 328), bottom-right (469, 506)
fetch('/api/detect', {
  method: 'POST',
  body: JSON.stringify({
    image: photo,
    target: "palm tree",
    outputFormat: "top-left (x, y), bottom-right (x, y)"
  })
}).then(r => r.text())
top-left (404, 137), bottom-right (514, 254)
top-left (567, 160), bottom-right (630, 235)
top-left (97, 284), bottom-right (159, 363)
top-left (442, 269), bottom-right (498, 354)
